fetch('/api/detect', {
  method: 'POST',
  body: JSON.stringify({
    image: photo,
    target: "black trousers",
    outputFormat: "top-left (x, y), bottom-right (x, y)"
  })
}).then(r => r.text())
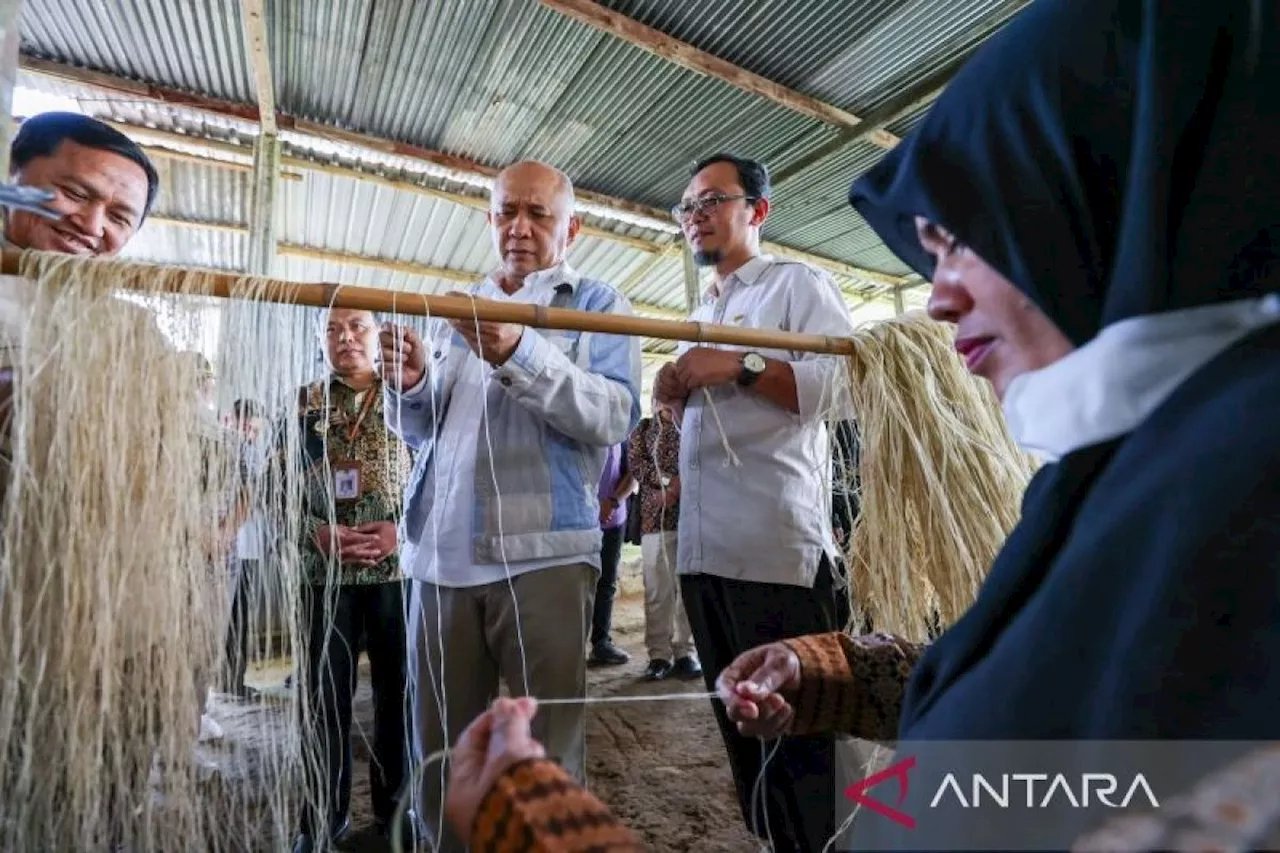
top-left (590, 525), bottom-right (624, 647)
top-left (681, 558), bottom-right (848, 853)
top-left (222, 559), bottom-right (259, 693)
top-left (299, 581), bottom-right (408, 835)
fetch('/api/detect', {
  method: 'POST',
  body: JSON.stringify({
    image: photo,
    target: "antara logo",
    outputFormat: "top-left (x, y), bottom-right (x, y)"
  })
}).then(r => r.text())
top-left (845, 756), bottom-right (918, 828)
top-left (845, 756), bottom-right (1161, 829)
top-left (930, 773), bottom-right (1160, 809)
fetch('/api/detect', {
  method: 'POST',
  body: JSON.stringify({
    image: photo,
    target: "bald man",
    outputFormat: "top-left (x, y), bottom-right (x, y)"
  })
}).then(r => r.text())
top-left (380, 160), bottom-right (641, 852)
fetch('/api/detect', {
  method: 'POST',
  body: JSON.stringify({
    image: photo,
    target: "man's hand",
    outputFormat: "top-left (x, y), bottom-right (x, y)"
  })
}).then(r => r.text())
top-left (599, 496), bottom-right (618, 527)
top-left (353, 521), bottom-right (398, 562)
top-left (715, 642), bottom-right (803, 739)
top-left (313, 524), bottom-right (389, 567)
top-left (661, 477), bottom-right (681, 508)
top-left (654, 363), bottom-right (689, 408)
top-left (674, 347), bottom-right (742, 392)
top-left (379, 324), bottom-right (428, 392)
top-left (444, 697), bottom-right (547, 843)
top-left (446, 293), bottom-right (524, 367)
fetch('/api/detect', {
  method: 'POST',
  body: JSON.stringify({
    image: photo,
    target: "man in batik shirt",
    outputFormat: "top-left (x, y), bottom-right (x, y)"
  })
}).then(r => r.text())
top-left (291, 307), bottom-right (412, 852)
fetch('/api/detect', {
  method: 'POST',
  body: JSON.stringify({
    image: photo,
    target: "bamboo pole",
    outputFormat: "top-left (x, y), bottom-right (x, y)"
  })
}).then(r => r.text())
top-left (0, 250), bottom-right (859, 356)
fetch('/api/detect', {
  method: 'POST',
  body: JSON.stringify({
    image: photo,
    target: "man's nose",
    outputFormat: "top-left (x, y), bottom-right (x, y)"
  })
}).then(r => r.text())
top-left (68, 202), bottom-right (106, 239)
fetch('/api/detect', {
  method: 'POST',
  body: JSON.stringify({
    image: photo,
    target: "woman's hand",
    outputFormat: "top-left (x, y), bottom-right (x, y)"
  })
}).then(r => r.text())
top-left (715, 642), bottom-right (803, 739)
top-left (444, 697), bottom-right (547, 842)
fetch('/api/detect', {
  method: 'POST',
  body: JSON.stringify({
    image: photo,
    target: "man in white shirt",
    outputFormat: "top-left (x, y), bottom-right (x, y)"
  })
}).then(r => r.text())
top-left (655, 154), bottom-right (855, 853)
top-left (380, 160), bottom-right (642, 853)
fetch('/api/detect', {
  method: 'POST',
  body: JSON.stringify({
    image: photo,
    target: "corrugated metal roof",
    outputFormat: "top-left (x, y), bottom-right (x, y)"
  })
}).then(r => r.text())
top-left (21, 0), bottom-right (253, 103)
top-left (12, 0), bottom-right (1026, 323)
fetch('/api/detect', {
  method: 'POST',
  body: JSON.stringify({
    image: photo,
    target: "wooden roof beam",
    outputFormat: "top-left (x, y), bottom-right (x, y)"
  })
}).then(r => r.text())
top-left (536, 0), bottom-right (899, 150)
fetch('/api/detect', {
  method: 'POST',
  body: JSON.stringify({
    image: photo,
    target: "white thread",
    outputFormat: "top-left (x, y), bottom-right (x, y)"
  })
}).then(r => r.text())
top-left (701, 388), bottom-right (741, 467)
top-left (466, 293), bottom-right (532, 699)
top-left (750, 738), bottom-right (782, 851)
top-left (820, 742), bottom-right (888, 853)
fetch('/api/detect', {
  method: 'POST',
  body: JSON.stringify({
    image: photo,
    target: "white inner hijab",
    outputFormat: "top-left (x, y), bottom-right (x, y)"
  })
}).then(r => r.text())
top-left (1002, 294), bottom-right (1280, 462)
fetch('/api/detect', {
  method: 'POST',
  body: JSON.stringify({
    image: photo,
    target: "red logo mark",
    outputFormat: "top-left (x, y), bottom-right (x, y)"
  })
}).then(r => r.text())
top-left (844, 755), bottom-right (917, 829)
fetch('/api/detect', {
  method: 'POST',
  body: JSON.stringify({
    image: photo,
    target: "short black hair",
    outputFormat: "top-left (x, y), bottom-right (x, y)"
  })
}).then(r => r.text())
top-left (11, 112), bottom-right (159, 219)
top-left (690, 153), bottom-right (770, 201)
top-left (231, 398), bottom-right (266, 422)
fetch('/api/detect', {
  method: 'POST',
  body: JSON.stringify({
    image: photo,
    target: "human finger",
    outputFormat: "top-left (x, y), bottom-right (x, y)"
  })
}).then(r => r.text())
top-left (734, 645), bottom-right (800, 702)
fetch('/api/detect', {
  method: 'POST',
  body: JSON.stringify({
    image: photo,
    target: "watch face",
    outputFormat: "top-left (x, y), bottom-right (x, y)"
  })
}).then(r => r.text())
top-left (744, 352), bottom-right (766, 373)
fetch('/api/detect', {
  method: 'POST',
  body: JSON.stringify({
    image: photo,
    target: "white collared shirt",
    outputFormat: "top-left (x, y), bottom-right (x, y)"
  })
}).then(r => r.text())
top-left (675, 254), bottom-right (855, 587)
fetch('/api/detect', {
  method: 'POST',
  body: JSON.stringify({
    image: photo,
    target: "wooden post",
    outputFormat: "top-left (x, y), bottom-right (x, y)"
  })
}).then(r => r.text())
top-left (246, 133), bottom-right (280, 276)
top-left (0, 0), bottom-right (23, 179)
top-left (682, 242), bottom-right (700, 313)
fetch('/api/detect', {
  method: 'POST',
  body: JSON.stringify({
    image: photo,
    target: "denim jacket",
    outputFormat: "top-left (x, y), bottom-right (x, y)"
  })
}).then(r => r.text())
top-left (384, 265), bottom-right (642, 575)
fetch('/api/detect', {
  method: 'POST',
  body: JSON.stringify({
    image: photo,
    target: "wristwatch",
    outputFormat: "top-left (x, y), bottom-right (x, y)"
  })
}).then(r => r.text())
top-left (737, 351), bottom-right (766, 386)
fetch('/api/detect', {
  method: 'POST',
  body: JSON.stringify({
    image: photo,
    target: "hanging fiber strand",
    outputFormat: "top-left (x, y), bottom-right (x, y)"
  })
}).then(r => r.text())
top-left (836, 311), bottom-right (1040, 642)
top-left (0, 251), bottom-right (329, 851)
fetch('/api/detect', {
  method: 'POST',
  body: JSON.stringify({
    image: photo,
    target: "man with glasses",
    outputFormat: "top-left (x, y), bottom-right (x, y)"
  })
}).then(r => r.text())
top-left (655, 153), bottom-right (855, 853)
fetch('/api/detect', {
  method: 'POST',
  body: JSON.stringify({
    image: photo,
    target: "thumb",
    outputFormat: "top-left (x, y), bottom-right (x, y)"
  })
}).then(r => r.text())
top-left (740, 647), bottom-right (797, 698)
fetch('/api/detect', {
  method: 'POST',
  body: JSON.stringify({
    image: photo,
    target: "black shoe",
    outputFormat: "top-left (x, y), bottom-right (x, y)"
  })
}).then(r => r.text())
top-left (643, 659), bottom-right (672, 681)
top-left (588, 641), bottom-right (630, 667)
top-left (290, 834), bottom-right (314, 853)
top-left (672, 655), bottom-right (702, 680)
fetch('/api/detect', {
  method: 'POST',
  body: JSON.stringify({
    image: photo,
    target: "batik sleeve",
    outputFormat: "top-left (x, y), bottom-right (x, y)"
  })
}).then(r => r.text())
top-left (782, 631), bottom-right (926, 743)
top-left (470, 758), bottom-right (646, 852)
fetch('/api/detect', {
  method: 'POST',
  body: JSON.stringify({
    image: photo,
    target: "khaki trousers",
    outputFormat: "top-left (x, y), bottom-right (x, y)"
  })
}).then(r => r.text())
top-left (408, 562), bottom-right (595, 853)
top-left (641, 531), bottom-right (695, 662)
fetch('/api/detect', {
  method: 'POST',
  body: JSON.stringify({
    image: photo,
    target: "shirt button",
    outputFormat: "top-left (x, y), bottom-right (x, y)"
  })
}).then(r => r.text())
top-left (500, 377), bottom-right (512, 387)
top-left (410, 403), bottom-right (423, 411)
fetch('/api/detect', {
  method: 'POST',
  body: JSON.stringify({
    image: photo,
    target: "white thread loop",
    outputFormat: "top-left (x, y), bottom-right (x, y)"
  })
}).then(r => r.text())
top-left (701, 388), bottom-right (741, 467)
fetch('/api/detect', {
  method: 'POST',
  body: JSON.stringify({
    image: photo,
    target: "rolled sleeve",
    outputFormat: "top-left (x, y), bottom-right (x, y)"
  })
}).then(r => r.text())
top-left (787, 270), bottom-right (856, 422)
top-left (792, 357), bottom-right (845, 421)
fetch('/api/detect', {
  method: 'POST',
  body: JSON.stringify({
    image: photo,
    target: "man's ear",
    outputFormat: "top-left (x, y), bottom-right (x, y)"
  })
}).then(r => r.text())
top-left (566, 214), bottom-right (582, 247)
top-left (750, 197), bottom-right (770, 228)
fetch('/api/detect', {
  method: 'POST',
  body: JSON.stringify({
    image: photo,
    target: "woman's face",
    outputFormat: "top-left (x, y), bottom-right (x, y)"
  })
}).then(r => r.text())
top-left (917, 217), bottom-right (1075, 400)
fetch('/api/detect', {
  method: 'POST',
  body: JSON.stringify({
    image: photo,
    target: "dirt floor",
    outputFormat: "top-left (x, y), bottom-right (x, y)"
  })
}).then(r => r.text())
top-left (205, 585), bottom-right (760, 852)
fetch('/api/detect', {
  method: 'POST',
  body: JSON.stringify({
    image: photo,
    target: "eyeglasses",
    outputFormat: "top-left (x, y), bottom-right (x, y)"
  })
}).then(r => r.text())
top-left (670, 193), bottom-right (756, 222)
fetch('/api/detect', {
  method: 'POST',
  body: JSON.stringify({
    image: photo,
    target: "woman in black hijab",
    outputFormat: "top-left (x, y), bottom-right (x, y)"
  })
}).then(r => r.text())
top-left (427, 1), bottom-right (1280, 850)
top-left (721, 0), bottom-right (1280, 847)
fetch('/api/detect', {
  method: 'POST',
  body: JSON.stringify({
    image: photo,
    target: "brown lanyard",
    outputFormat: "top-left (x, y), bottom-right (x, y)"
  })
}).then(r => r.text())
top-left (341, 383), bottom-right (380, 446)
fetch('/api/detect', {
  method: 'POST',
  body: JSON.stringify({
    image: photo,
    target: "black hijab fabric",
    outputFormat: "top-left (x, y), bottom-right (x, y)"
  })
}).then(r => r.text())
top-left (848, 0), bottom-right (1279, 345)
top-left (837, 3), bottom-right (1280, 843)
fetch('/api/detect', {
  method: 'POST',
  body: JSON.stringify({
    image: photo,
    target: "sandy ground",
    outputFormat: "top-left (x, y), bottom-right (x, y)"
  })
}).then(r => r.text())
top-left (204, 575), bottom-right (760, 852)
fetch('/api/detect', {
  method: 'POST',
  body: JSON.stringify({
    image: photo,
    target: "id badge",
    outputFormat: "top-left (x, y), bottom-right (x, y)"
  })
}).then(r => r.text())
top-left (333, 460), bottom-right (362, 502)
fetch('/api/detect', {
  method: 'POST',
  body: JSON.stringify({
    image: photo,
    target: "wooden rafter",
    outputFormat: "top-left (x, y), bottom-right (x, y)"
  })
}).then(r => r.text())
top-left (535, 0), bottom-right (899, 150)
top-left (239, 0), bottom-right (276, 134)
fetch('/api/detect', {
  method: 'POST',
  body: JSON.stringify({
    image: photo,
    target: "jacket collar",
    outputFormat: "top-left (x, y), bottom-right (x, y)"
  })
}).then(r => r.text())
top-left (483, 261), bottom-right (580, 295)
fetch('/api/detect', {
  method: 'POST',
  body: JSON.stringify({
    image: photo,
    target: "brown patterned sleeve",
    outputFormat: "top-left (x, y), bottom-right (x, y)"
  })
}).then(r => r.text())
top-left (782, 631), bottom-right (925, 742)
top-left (658, 422), bottom-right (680, 478)
top-left (470, 758), bottom-right (646, 853)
